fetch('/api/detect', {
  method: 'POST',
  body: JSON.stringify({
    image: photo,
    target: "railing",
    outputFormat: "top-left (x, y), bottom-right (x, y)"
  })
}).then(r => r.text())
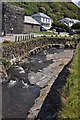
top-left (4, 33), bottom-right (34, 42)
top-left (14, 34), bottom-right (34, 42)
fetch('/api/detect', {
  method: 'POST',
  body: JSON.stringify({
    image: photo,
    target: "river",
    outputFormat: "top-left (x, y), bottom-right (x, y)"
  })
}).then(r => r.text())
top-left (2, 47), bottom-right (73, 119)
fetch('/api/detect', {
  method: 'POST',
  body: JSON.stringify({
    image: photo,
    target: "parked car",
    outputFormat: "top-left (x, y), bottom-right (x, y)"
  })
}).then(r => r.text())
top-left (40, 27), bottom-right (47, 31)
top-left (76, 30), bottom-right (80, 34)
top-left (69, 29), bottom-right (77, 35)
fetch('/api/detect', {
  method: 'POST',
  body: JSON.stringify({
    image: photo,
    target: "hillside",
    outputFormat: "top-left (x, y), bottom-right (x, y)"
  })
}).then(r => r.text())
top-left (9, 2), bottom-right (80, 21)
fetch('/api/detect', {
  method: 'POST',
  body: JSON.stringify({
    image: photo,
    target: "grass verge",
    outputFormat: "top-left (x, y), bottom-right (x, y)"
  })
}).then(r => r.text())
top-left (61, 43), bottom-right (80, 119)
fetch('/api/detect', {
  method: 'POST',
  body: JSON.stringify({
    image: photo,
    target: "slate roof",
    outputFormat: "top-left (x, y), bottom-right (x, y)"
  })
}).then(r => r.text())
top-left (24, 16), bottom-right (40, 25)
top-left (32, 12), bottom-right (50, 18)
top-left (60, 17), bottom-right (80, 23)
top-left (72, 19), bottom-right (80, 23)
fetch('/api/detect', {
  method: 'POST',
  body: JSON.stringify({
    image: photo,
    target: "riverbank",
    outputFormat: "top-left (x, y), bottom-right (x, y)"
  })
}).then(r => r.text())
top-left (27, 49), bottom-right (74, 119)
top-left (2, 47), bottom-right (74, 119)
top-left (35, 44), bottom-right (79, 120)
top-left (61, 44), bottom-right (80, 119)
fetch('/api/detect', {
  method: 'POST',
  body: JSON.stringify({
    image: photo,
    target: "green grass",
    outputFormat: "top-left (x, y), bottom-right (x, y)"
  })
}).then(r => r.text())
top-left (62, 43), bottom-right (80, 119)
top-left (1, 57), bottom-right (11, 68)
top-left (34, 31), bottom-right (53, 35)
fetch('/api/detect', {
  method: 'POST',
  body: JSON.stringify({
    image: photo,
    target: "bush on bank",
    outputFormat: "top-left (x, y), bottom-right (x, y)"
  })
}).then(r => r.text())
top-left (1, 58), bottom-right (11, 68)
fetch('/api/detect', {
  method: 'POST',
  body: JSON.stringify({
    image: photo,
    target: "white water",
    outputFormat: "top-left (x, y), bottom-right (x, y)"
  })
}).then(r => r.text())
top-left (8, 80), bottom-right (17, 88)
top-left (22, 80), bottom-right (29, 88)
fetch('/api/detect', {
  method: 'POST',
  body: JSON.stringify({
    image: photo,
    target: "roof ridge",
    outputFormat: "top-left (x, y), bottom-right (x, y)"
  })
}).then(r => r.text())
top-left (32, 12), bottom-right (50, 18)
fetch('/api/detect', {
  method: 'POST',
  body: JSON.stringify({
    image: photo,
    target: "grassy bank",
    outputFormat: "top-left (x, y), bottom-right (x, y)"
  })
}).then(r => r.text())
top-left (61, 44), bottom-right (80, 119)
top-left (34, 31), bottom-right (53, 35)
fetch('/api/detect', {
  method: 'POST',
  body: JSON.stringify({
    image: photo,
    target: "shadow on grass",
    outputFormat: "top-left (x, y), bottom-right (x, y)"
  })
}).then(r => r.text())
top-left (37, 58), bottom-right (73, 120)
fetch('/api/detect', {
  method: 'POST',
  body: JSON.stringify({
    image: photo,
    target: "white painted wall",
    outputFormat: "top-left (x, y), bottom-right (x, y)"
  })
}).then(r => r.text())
top-left (33, 16), bottom-right (52, 30)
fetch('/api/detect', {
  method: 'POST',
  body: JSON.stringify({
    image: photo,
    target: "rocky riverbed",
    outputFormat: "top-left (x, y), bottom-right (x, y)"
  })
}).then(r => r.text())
top-left (2, 47), bottom-right (74, 119)
top-left (27, 49), bottom-right (74, 119)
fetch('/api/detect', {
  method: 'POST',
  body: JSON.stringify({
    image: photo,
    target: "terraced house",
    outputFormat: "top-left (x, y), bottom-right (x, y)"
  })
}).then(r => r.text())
top-left (32, 12), bottom-right (53, 30)
top-left (59, 17), bottom-right (80, 27)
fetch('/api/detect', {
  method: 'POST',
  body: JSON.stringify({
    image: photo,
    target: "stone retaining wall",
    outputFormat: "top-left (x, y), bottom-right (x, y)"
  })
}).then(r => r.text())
top-left (2, 37), bottom-right (77, 62)
top-left (0, 3), bottom-right (2, 33)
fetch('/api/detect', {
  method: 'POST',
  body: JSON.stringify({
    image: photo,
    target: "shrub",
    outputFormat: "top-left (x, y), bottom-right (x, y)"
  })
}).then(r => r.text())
top-left (39, 7), bottom-right (46, 13)
top-left (1, 58), bottom-right (11, 68)
top-left (72, 22), bottom-right (80, 29)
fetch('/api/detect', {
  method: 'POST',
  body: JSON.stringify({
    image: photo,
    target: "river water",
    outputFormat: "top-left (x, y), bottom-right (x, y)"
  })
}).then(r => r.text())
top-left (2, 47), bottom-right (65, 119)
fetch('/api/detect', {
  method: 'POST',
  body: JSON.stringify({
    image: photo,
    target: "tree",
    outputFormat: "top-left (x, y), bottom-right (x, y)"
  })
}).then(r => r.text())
top-left (52, 20), bottom-right (70, 32)
top-left (72, 22), bottom-right (80, 29)
top-left (39, 7), bottom-right (46, 13)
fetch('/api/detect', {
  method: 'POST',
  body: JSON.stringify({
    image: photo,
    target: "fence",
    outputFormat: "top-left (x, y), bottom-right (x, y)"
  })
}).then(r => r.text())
top-left (5, 33), bottom-right (34, 42)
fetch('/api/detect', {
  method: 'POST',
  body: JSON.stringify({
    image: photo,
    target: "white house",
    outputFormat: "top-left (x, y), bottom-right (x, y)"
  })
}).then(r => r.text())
top-left (32, 12), bottom-right (53, 30)
top-left (59, 17), bottom-right (80, 27)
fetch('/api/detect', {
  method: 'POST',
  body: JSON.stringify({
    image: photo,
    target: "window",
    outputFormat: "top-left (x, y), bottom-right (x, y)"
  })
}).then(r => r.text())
top-left (41, 17), bottom-right (43, 22)
top-left (48, 19), bottom-right (50, 22)
top-left (43, 18), bottom-right (45, 22)
top-left (32, 25), bottom-right (33, 28)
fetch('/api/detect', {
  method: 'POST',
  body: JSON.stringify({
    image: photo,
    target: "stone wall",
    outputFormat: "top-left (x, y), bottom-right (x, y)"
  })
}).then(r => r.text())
top-left (2, 37), bottom-right (77, 61)
top-left (0, 3), bottom-right (2, 33)
top-left (24, 24), bottom-right (40, 33)
top-left (2, 3), bottom-right (24, 34)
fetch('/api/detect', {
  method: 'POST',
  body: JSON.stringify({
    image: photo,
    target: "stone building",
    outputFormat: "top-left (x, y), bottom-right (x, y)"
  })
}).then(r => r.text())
top-left (24, 16), bottom-right (40, 33)
top-left (0, 3), bottom-right (2, 33)
top-left (2, 3), bottom-right (24, 34)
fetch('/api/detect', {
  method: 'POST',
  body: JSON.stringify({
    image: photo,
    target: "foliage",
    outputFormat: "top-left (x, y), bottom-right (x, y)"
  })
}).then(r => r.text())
top-left (39, 7), bottom-right (46, 13)
top-left (72, 22), bottom-right (80, 29)
top-left (9, 2), bottom-right (80, 21)
top-left (52, 20), bottom-right (70, 32)
top-left (1, 58), bottom-right (11, 68)
top-left (34, 31), bottom-right (53, 35)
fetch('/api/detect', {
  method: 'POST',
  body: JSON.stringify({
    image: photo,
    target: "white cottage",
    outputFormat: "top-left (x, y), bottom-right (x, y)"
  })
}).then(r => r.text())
top-left (32, 12), bottom-right (53, 30)
top-left (59, 17), bottom-right (80, 27)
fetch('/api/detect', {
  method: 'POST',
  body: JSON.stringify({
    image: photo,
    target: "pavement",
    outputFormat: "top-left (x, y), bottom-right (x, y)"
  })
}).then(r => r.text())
top-left (0, 37), bottom-right (4, 43)
top-left (0, 33), bottom-right (34, 43)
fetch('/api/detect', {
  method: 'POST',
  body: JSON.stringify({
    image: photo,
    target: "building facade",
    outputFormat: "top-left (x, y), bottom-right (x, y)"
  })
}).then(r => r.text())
top-left (59, 17), bottom-right (80, 27)
top-left (24, 16), bottom-right (40, 33)
top-left (32, 13), bottom-right (53, 30)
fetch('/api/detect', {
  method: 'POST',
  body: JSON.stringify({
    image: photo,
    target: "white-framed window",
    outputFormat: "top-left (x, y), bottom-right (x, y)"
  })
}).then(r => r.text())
top-left (48, 19), bottom-right (50, 22)
top-left (47, 19), bottom-right (48, 23)
top-left (44, 18), bottom-right (46, 22)
top-left (41, 17), bottom-right (43, 22)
